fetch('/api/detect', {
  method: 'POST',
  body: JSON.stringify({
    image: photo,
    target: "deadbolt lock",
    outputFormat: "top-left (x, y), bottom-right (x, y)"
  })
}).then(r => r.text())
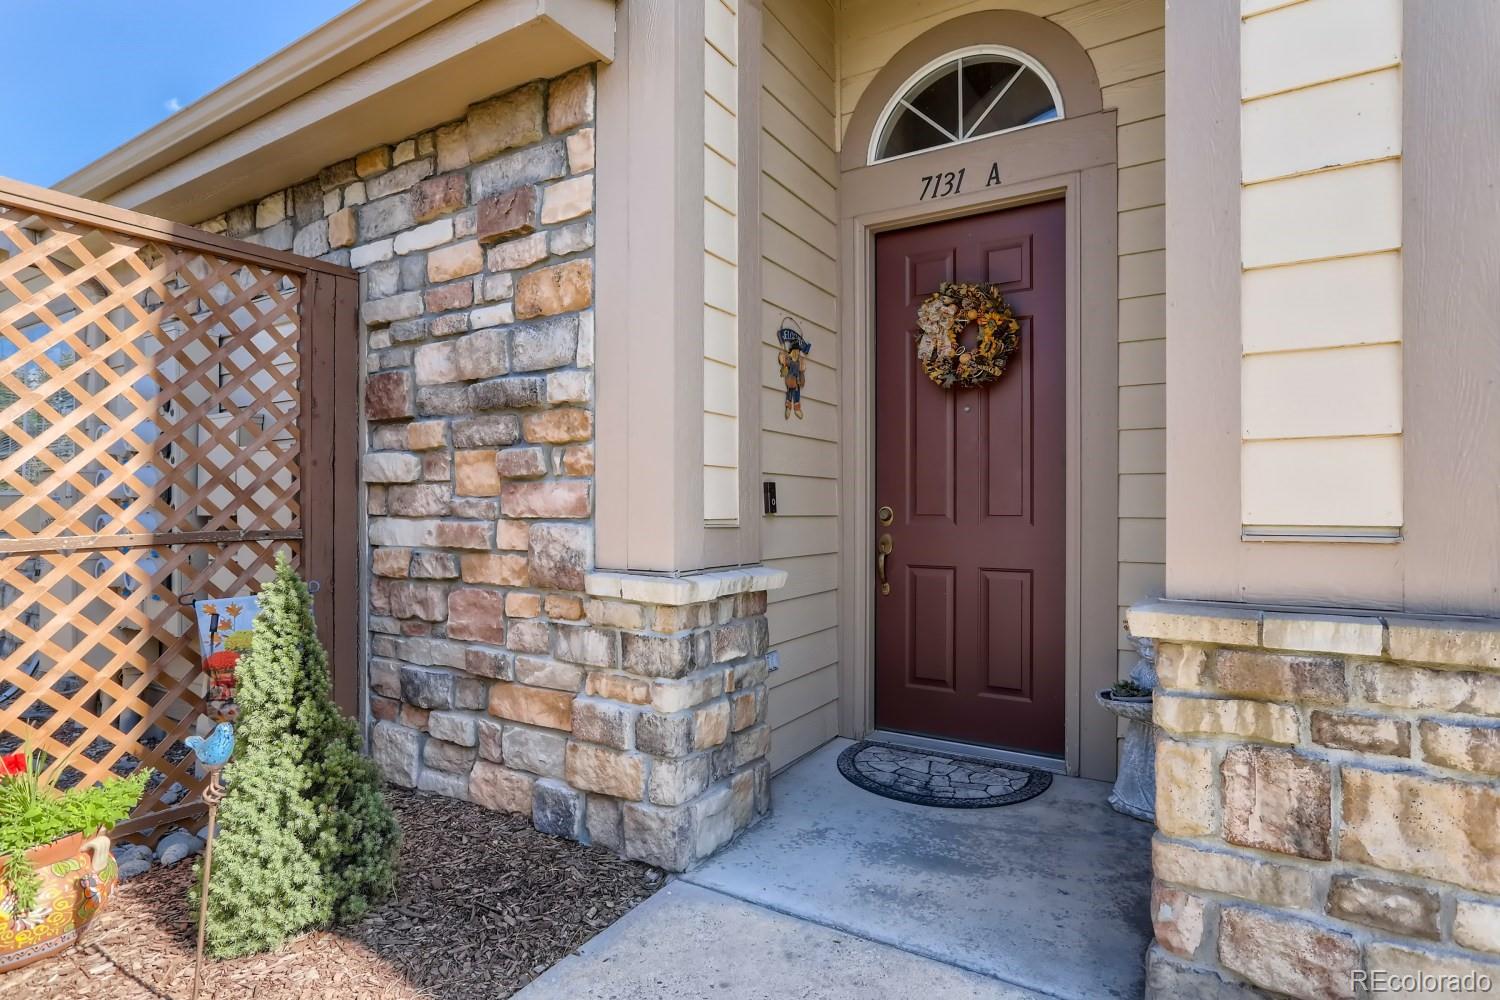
top-left (877, 505), bottom-right (894, 526)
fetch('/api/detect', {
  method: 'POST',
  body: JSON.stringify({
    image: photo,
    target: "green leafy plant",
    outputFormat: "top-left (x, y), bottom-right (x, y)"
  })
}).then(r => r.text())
top-left (193, 553), bottom-right (399, 958)
top-left (222, 629), bottom-right (255, 654)
top-left (1110, 680), bottom-right (1151, 699)
top-left (0, 747), bottom-right (150, 913)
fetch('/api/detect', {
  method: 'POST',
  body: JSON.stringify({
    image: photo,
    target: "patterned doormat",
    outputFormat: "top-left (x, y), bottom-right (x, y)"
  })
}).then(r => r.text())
top-left (837, 740), bottom-right (1053, 808)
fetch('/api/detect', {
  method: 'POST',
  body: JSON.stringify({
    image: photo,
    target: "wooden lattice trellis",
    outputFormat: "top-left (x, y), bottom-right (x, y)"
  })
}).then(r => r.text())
top-left (0, 178), bottom-right (358, 845)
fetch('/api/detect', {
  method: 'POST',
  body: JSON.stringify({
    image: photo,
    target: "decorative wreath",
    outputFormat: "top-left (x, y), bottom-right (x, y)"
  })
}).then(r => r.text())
top-left (914, 281), bottom-right (1022, 389)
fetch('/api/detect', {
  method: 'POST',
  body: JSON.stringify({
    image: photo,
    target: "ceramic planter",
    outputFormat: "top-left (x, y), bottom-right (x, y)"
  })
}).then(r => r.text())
top-left (0, 830), bottom-right (116, 973)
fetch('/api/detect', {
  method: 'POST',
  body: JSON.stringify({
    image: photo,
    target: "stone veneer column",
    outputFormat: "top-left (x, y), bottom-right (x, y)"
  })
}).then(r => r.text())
top-left (1129, 601), bottom-right (1500, 1000)
top-left (555, 567), bottom-right (784, 867)
top-left (192, 68), bottom-right (776, 867)
top-left (370, 566), bottom-right (779, 869)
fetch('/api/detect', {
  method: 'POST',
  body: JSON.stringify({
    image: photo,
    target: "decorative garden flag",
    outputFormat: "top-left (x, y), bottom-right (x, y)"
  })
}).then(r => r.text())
top-left (192, 595), bottom-right (261, 660)
top-left (193, 596), bottom-right (261, 721)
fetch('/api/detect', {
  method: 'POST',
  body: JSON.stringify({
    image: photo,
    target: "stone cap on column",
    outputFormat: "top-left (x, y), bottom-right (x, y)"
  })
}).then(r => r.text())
top-left (1128, 599), bottom-right (1500, 670)
top-left (585, 566), bottom-right (789, 606)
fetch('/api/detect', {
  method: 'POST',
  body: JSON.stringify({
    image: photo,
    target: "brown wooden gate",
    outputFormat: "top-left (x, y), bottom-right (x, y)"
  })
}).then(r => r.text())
top-left (0, 178), bottom-right (358, 845)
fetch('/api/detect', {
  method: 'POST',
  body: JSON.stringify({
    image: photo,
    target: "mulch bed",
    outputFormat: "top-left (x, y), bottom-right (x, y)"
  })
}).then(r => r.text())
top-left (6, 786), bottom-right (663, 1000)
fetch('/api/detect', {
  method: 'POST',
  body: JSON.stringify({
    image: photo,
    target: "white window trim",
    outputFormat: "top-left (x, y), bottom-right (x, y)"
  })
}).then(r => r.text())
top-left (867, 44), bottom-right (1066, 165)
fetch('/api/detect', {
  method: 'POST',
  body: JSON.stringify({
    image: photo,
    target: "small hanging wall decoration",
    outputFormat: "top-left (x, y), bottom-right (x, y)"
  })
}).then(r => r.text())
top-left (777, 318), bottom-right (812, 419)
top-left (914, 281), bottom-right (1021, 389)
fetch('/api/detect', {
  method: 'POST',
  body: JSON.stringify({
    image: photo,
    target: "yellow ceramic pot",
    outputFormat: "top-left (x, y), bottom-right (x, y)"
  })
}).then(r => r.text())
top-left (0, 830), bottom-right (116, 973)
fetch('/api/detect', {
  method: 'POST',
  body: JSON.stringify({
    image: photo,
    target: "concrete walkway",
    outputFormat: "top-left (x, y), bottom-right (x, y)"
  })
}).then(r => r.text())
top-left (519, 881), bottom-right (1046, 1000)
top-left (520, 738), bottom-right (1153, 1000)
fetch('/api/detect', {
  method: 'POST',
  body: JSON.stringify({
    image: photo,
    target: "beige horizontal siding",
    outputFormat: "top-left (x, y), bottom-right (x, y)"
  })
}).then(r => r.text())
top-left (762, 0), bottom-right (841, 771)
top-left (1075, 6), bottom-right (1171, 688)
top-left (1237, 0), bottom-right (1403, 532)
top-left (750, 1), bottom-right (1170, 770)
top-left (704, 0), bottom-right (741, 524)
top-left (770, 701), bottom-right (839, 771)
top-left (1106, 2), bottom-right (1168, 687)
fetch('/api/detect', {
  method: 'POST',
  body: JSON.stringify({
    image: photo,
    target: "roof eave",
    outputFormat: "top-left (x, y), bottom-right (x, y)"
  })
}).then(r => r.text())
top-left (58, 0), bottom-right (615, 222)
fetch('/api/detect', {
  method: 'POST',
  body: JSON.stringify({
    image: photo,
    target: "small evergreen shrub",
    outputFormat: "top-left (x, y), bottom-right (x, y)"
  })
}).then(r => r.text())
top-left (0, 749), bottom-right (150, 913)
top-left (194, 553), bottom-right (399, 957)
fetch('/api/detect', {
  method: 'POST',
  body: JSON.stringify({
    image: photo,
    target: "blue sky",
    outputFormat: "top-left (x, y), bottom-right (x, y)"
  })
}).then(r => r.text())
top-left (1, 1), bottom-right (354, 186)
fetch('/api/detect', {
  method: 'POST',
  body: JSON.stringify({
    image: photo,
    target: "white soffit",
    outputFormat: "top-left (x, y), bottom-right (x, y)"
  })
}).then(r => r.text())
top-left (56, 0), bottom-right (615, 222)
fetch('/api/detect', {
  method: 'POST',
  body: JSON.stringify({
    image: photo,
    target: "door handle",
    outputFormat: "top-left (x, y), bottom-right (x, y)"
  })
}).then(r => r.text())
top-left (877, 533), bottom-right (893, 595)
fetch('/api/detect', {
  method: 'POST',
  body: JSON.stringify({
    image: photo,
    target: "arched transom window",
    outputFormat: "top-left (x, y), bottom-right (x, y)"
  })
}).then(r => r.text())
top-left (871, 46), bottom-right (1064, 163)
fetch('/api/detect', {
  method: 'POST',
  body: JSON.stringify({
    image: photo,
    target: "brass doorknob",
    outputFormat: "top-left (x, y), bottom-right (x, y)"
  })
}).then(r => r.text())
top-left (877, 533), bottom-right (893, 595)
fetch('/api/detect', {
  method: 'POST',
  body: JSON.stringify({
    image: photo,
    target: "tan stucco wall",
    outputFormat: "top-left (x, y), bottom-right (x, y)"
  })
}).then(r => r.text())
top-left (594, 0), bottom-right (763, 574)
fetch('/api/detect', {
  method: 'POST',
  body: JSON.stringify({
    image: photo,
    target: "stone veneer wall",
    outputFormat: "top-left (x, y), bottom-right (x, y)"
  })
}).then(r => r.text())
top-left (198, 68), bottom-right (772, 869)
top-left (1129, 602), bottom-right (1500, 999)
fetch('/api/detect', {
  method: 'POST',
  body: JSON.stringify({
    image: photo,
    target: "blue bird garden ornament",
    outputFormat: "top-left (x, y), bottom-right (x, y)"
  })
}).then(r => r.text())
top-left (186, 720), bottom-right (234, 1000)
top-left (186, 722), bottom-right (235, 767)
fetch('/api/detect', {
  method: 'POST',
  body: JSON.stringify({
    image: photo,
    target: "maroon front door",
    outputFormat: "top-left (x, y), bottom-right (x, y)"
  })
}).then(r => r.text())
top-left (873, 199), bottom-right (1066, 755)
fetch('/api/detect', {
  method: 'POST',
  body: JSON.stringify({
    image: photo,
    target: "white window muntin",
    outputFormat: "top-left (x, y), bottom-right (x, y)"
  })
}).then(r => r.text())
top-left (868, 45), bottom-right (1066, 165)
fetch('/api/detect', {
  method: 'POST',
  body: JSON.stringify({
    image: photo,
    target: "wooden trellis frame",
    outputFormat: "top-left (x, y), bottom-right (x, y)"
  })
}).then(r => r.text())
top-left (0, 177), bottom-right (358, 844)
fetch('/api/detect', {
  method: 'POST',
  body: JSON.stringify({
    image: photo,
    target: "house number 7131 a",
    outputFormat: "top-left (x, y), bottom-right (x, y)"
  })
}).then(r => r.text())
top-left (918, 163), bottom-right (1003, 201)
top-left (919, 169), bottom-right (965, 200)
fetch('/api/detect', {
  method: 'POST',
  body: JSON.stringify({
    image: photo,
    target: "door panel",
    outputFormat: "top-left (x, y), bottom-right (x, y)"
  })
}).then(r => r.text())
top-left (980, 569), bottom-right (1031, 696)
top-left (873, 199), bottom-right (1066, 754)
top-left (983, 316), bottom-right (1033, 519)
top-left (907, 566), bottom-right (956, 689)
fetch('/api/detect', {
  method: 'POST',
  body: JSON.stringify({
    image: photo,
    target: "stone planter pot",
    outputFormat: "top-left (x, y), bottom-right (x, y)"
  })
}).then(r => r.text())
top-left (0, 830), bottom-right (116, 973)
top-left (1096, 690), bottom-right (1156, 822)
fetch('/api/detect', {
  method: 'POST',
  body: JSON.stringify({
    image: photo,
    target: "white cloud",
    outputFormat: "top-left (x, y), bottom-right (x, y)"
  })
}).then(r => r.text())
top-left (164, 97), bottom-right (183, 113)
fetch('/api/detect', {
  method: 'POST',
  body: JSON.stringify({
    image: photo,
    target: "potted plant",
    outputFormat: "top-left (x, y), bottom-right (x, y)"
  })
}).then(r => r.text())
top-left (0, 748), bottom-right (150, 972)
top-left (1095, 635), bottom-right (1158, 822)
top-left (1103, 679), bottom-right (1153, 704)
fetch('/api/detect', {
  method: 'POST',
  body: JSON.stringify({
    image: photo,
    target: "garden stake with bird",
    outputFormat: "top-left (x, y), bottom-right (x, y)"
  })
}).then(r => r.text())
top-left (186, 721), bottom-right (234, 1000)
